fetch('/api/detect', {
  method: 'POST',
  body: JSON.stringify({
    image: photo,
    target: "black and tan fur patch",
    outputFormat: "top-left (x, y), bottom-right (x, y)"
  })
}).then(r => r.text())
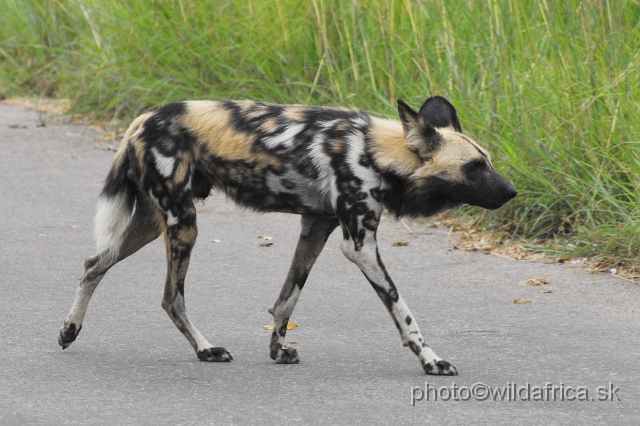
top-left (58, 95), bottom-right (517, 376)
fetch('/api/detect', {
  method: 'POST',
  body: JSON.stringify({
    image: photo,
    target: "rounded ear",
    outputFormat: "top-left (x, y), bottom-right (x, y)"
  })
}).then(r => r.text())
top-left (397, 98), bottom-right (420, 123)
top-left (397, 99), bottom-right (440, 158)
top-left (418, 96), bottom-right (462, 132)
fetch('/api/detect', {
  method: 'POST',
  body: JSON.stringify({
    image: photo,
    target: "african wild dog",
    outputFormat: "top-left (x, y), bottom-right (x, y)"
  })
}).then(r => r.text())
top-left (58, 96), bottom-right (517, 375)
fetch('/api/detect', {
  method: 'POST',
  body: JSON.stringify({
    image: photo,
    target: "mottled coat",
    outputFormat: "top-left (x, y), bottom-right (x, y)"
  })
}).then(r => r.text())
top-left (59, 96), bottom-right (517, 375)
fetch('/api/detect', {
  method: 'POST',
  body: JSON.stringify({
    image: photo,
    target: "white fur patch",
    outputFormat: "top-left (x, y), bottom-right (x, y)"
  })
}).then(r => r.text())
top-left (166, 210), bottom-right (178, 227)
top-left (263, 123), bottom-right (305, 149)
top-left (350, 116), bottom-right (368, 128)
top-left (184, 164), bottom-right (195, 192)
top-left (308, 133), bottom-right (338, 207)
top-left (147, 189), bottom-right (178, 226)
top-left (278, 286), bottom-right (301, 315)
top-left (151, 147), bottom-right (175, 177)
top-left (345, 130), bottom-right (381, 207)
top-left (172, 294), bottom-right (214, 352)
top-left (318, 119), bottom-right (341, 129)
top-left (94, 192), bottom-right (134, 260)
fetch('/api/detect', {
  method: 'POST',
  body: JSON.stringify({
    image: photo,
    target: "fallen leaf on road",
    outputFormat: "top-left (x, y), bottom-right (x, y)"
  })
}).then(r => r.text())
top-left (264, 322), bottom-right (298, 330)
top-left (519, 277), bottom-right (550, 286)
top-left (258, 242), bottom-right (273, 247)
top-left (514, 298), bottom-right (533, 304)
top-left (212, 239), bottom-right (220, 243)
top-left (392, 240), bottom-right (409, 246)
top-left (258, 233), bottom-right (273, 240)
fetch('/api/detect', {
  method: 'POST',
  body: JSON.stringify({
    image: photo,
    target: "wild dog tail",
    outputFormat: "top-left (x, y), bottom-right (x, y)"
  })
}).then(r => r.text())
top-left (94, 112), bottom-right (152, 261)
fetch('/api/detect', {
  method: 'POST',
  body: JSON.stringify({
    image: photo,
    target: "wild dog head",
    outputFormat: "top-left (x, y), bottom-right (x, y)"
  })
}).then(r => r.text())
top-left (395, 96), bottom-right (517, 217)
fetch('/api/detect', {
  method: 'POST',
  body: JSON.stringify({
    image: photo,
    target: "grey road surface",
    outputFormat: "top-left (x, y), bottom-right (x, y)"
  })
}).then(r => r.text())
top-left (1, 103), bottom-right (638, 425)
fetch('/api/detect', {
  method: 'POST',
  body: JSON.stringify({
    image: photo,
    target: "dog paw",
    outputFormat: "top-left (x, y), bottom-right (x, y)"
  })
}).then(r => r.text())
top-left (197, 347), bottom-right (233, 362)
top-left (58, 322), bottom-right (81, 349)
top-left (272, 347), bottom-right (300, 364)
top-left (424, 360), bottom-right (458, 376)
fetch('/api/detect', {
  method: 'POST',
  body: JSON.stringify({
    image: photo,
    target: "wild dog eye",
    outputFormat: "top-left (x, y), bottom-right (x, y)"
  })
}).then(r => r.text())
top-left (467, 159), bottom-right (486, 169)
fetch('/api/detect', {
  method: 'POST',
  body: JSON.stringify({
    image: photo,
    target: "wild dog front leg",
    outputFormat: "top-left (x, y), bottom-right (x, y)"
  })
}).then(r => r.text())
top-left (339, 225), bottom-right (457, 376)
top-left (269, 216), bottom-right (338, 363)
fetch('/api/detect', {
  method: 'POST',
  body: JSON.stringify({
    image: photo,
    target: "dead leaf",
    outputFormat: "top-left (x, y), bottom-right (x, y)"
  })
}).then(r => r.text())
top-left (264, 322), bottom-right (298, 330)
top-left (392, 240), bottom-right (409, 247)
top-left (8, 124), bottom-right (27, 129)
top-left (519, 277), bottom-right (551, 286)
top-left (514, 298), bottom-right (533, 304)
top-left (542, 290), bottom-right (552, 294)
top-left (258, 242), bottom-right (273, 247)
top-left (70, 225), bottom-right (78, 229)
top-left (211, 239), bottom-right (220, 243)
top-left (259, 233), bottom-right (272, 240)
top-left (101, 132), bottom-right (115, 140)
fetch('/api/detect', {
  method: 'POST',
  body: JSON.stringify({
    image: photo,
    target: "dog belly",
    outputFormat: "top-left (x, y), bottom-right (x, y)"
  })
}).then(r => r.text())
top-left (220, 183), bottom-right (334, 216)
top-left (204, 157), bottom-right (335, 215)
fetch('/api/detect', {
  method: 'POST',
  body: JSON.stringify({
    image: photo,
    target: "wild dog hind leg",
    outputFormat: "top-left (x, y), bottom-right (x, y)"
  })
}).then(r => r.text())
top-left (338, 207), bottom-right (457, 376)
top-left (58, 193), bottom-right (163, 348)
top-left (154, 187), bottom-right (232, 362)
top-left (269, 216), bottom-right (338, 363)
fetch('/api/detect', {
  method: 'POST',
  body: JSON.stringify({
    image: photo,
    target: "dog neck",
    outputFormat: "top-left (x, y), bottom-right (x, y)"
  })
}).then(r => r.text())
top-left (366, 117), bottom-right (422, 177)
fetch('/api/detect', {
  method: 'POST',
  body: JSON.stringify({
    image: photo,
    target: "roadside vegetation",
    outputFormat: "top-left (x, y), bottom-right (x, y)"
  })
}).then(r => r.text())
top-left (1, 0), bottom-right (639, 265)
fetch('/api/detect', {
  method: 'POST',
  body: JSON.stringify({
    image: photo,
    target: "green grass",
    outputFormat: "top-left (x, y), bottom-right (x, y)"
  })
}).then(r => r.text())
top-left (1, 0), bottom-right (639, 262)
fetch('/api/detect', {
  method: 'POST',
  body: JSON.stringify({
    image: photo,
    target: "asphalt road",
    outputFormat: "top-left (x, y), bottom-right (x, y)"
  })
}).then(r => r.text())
top-left (1, 103), bottom-right (638, 425)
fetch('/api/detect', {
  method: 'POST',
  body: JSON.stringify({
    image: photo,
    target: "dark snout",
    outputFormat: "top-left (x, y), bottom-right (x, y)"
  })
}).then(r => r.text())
top-left (484, 174), bottom-right (517, 209)
top-left (458, 157), bottom-right (518, 210)
top-left (504, 183), bottom-right (518, 200)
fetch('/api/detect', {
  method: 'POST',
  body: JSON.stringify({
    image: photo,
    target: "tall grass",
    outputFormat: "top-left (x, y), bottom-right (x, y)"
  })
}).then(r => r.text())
top-left (1, 0), bottom-right (639, 261)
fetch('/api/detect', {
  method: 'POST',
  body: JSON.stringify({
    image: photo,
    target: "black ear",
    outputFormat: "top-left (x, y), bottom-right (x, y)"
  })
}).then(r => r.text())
top-left (418, 96), bottom-right (462, 132)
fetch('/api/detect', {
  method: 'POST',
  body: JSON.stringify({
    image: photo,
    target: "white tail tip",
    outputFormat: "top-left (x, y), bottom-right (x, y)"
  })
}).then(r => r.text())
top-left (94, 192), bottom-right (134, 261)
